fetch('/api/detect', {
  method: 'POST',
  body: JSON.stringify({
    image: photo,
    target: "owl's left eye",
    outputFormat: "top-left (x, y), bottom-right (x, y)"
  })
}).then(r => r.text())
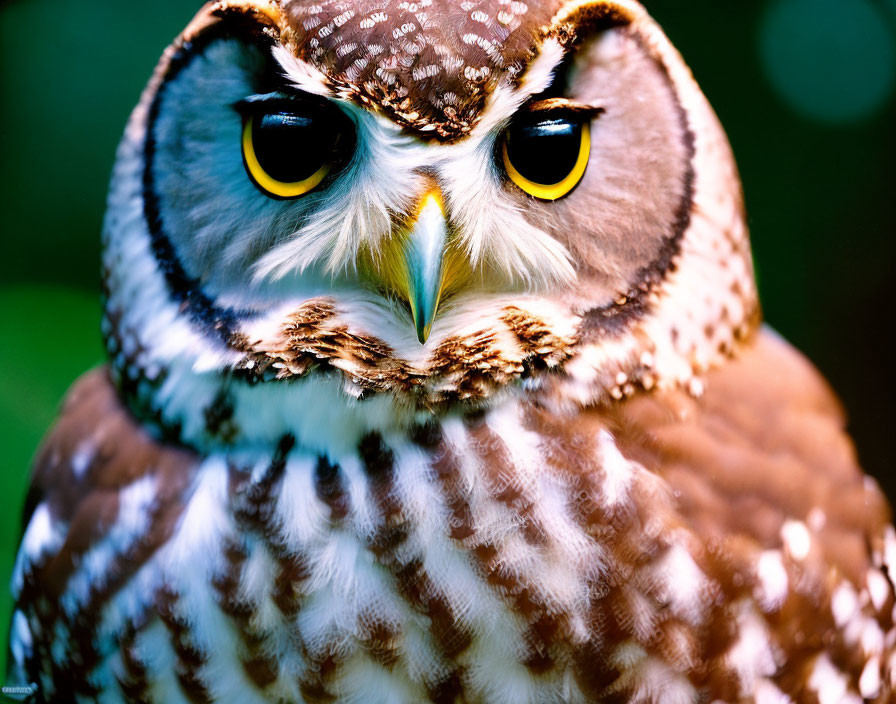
top-left (501, 111), bottom-right (592, 201)
top-left (240, 98), bottom-right (354, 199)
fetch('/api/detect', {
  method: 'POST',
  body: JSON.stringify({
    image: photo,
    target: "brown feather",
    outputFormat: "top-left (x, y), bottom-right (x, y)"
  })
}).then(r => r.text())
top-left (280, 0), bottom-right (566, 140)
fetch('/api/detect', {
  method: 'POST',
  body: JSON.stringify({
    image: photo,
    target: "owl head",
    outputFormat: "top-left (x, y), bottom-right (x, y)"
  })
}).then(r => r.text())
top-left (103, 0), bottom-right (758, 449)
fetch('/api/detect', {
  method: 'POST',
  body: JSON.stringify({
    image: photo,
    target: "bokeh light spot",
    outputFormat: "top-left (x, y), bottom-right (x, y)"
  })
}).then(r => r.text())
top-left (759, 0), bottom-right (896, 124)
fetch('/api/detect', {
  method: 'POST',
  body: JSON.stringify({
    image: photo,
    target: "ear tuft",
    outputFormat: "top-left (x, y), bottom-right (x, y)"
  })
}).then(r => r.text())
top-left (545, 1), bottom-right (639, 50)
top-left (176, 1), bottom-right (291, 49)
top-left (211, 0), bottom-right (288, 35)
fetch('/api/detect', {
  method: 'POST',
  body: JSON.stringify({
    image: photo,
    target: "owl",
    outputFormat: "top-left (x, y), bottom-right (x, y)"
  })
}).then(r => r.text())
top-left (6, 0), bottom-right (895, 702)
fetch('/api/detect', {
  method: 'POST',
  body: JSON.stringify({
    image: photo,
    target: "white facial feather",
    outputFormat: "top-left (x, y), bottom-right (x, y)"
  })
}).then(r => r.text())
top-left (437, 135), bottom-right (576, 289)
top-left (271, 45), bottom-right (333, 96)
top-left (252, 108), bottom-right (422, 279)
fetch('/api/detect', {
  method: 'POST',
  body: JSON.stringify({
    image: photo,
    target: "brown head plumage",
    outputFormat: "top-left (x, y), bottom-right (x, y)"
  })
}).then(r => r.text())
top-left (283, 0), bottom-right (566, 139)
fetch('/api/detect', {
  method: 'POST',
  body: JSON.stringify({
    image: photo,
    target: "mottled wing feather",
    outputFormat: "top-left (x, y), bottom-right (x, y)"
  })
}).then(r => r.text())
top-left (598, 329), bottom-right (895, 700)
top-left (616, 329), bottom-right (891, 581)
top-left (11, 369), bottom-right (197, 700)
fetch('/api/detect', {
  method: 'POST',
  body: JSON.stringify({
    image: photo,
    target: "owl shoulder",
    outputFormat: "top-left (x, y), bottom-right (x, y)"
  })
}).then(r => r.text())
top-left (15, 368), bottom-right (198, 606)
top-left (598, 328), bottom-right (896, 696)
top-left (606, 326), bottom-right (890, 576)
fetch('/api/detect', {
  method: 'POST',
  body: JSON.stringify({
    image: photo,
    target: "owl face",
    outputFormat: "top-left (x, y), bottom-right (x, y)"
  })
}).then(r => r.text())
top-left (105, 0), bottom-right (757, 445)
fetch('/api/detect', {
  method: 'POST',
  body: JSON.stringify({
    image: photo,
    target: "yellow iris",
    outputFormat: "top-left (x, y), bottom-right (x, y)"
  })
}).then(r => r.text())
top-left (502, 122), bottom-right (591, 201)
top-left (241, 116), bottom-right (330, 199)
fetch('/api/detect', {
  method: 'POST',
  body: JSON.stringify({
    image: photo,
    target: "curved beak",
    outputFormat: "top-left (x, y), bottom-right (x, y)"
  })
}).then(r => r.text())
top-left (402, 191), bottom-right (449, 343)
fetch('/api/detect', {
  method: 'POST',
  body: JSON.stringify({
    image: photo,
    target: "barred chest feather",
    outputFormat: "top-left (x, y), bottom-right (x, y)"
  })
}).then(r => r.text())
top-left (11, 333), bottom-right (896, 703)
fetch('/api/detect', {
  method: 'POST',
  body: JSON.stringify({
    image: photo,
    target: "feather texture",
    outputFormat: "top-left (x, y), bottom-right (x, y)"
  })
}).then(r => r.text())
top-left (11, 332), bottom-right (896, 702)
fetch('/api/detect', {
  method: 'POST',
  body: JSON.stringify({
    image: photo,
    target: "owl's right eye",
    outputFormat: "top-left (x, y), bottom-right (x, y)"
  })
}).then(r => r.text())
top-left (240, 98), bottom-right (354, 199)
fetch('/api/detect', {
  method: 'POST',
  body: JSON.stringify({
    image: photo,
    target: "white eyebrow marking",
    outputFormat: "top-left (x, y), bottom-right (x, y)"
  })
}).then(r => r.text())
top-left (272, 45), bottom-right (336, 98)
top-left (471, 38), bottom-right (568, 137)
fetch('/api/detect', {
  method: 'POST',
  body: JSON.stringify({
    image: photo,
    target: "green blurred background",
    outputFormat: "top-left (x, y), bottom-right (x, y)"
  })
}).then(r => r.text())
top-left (0, 0), bottom-right (894, 676)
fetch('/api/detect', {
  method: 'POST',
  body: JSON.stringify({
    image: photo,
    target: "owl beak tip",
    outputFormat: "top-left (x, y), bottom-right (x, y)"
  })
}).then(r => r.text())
top-left (410, 272), bottom-right (441, 345)
top-left (416, 320), bottom-right (433, 345)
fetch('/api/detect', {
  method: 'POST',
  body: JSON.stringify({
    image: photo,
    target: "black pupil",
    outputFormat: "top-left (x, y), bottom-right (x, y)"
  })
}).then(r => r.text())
top-left (252, 112), bottom-right (339, 183)
top-left (505, 117), bottom-right (583, 186)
